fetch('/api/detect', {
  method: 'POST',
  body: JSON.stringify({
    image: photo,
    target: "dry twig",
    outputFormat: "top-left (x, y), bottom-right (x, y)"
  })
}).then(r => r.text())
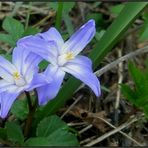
top-left (79, 124), bottom-right (93, 134)
top-left (60, 95), bottom-right (83, 119)
top-left (84, 115), bottom-right (143, 146)
top-left (94, 115), bottom-right (144, 146)
top-left (95, 46), bottom-right (148, 77)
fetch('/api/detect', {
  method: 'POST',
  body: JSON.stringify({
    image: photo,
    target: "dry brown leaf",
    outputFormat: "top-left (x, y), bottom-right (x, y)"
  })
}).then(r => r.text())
top-left (69, 106), bottom-right (110, 133)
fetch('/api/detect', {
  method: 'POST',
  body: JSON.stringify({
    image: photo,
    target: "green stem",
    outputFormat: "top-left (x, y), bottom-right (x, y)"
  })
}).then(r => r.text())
top-left (25, 2), bottom-right (32, 30)
top-left (24, 91), bottom-right (37, 138)
top-left (25, 91), bottom-right (32, 111)
top-left (55, 2), bottom-right (64, 30)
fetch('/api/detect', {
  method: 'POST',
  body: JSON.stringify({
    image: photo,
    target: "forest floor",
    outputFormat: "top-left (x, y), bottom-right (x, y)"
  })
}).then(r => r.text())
top-left (0, 2), bottom-right (148, 147)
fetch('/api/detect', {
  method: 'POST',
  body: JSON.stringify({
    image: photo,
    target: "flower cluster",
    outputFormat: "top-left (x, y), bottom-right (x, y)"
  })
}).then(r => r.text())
top-left (0, 19), bottom-right (101, 118)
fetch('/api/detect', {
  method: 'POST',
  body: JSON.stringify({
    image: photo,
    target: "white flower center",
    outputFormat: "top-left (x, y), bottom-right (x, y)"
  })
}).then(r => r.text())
top-left (57, 52), bottom-right (74, 66)
top-left (13, 72), bottom-right (26, 86)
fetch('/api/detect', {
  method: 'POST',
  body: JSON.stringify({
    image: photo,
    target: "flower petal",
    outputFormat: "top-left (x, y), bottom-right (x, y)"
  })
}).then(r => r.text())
top-left (0, 56), bottom-right (16, 83)
top-left (0, 91), bottom-right (19, 118)
top-left (38, 27), bottom-right (64, 53)
top-left (0, 79), bottom-right (25, 94)
top-left (63, 56), bottom-right (101, 96)
top-left (17, 36), bottom-right (58, 65)
top-left (26, 73), bottom-right (51, 91)
top-left (23, 53), bottom-right (42, 83)
top-left (12, 46), bottom-right (42, 83)
top-left (67, 55), bottom-right (93, 71)
top-left (12, 46), bottom-right (29, 73)
top-left (37, 65), bottom-right (65, 105)
top-left (62, 19), bottom-right (96, 55)
top-left (0, 80), bottom-right (14, 93)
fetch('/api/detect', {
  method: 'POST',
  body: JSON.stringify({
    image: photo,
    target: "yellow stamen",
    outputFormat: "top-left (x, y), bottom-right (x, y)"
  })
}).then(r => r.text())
top-left (13, 72), bottom-right (20, 80)
top-left (65, 52), bottom-right (74, 60)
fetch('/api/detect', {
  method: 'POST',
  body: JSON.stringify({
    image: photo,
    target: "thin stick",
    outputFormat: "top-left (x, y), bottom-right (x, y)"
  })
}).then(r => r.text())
top-left (80, 135), bottom-right (97, 145)
top-left (67, 122), bottom-right (88, 126)
top-left (4, 2), bottom-right (49, 15)
top-left (95, 46), bottom-right (148, 77)
top-left (114, 48), bottom-right (124, 128)
top-left (33, 11), bottom-right (55, 28)
top-left (79, 124), bottom-right (93, 134)
top-left (115, 49), bottom-right (123, 109)
top-left (60, 95), bottom-right (83, 119)
top-left (94, 116), bottom-right (143, 146)
top-left (84, 116), bottom-right (139, 146)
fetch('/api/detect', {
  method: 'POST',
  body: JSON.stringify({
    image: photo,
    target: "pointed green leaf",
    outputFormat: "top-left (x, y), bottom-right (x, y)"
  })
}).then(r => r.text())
top-left (128, 61), bottom-right (148, 93)
top-left (63, 2), bottom-right (75, 13)
top-left (139, 23), bottom-right (148, 41)
top-left (120, 84), bottom-right (136, 103)
top-left (110, 4), bottom-right (125, 16)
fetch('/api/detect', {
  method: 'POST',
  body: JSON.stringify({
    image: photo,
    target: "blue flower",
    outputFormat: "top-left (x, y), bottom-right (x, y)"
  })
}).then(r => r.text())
top-left (18, 20), bottom-right (101, 105)
top-left (0, 47), bottom-right (50, 118)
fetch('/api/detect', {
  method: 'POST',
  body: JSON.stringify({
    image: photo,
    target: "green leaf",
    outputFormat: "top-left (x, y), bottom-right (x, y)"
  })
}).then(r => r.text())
top-left (139, 11), bottom-right (148, 41)
top-left (0, 33), bottom-right (16, 46)
top-left (0, 128), bottom-right (7, 140)
top-left (120, 84), bottom-right (138, 105)
top-left (63, 13), bottom-right (74, 36)
top-left (39, 60), bottom-right (49, 70)
top-left (128, 62), bottom-right (142, 85)
top-left (49, 2), bottom-right (75, 13)
top-left (5, 122), bottom-right (24, 144)
top-left (110, 4), bottom-right (125, 16)
top-left (86, 13), bottom-right (103, 26)
top-left (2, 54), bottom-right (12, 62)
top-left (11, 99), bottom-right (29, 120)
top-left (90, 3), bottom-right (147, 67)
top-left (48, 2), bottom-right (58, 11)
top-left (0, 48), bottom-right (6, 54)
top-left (139, 22), bottom-right (148, 41)
top-left (143, 105), bottom-right (148, 117)
top-left (95, 30), bottom-right (106, 41)
top-left (36, 115), bottom-right (79, 146)
top-left (23, 27), bottom-right (40, 36)
top-left (2, 16), bottom-right (24, 42)
top-left (36, 115), bottom-right (67, 137)
top-left (142, 11), bottom-right (148, 20)
top-left (24, 137), bottom-right (49, 146)
top-left (47, 128), bottom-right (79, 146)
top-left (36, 2), bottom-right (147, 121)
top-left (128, 62), bottom-right (148, 92)
top-left (62, 2), bottom-right (75, 35)
top-left (63, 2), bottom-right (75, 13)
top-left (121, 60), bottom-right (148, 116)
